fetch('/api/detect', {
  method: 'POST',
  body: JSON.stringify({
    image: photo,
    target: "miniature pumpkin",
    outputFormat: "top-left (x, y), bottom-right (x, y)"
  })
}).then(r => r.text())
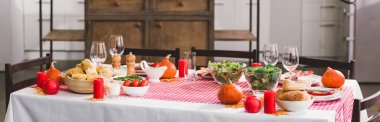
top-left (322, 67), bottom-right (345, 88)
top-left (46, 61), bottom-right (62, 83)
top-left (157, 54), bottom-right (177, 79)
top-left (217, 82), bottom-right (244, 105)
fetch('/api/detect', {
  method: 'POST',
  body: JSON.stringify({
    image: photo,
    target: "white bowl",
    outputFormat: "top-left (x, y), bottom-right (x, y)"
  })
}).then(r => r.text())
top-left (276, 99), bottom-right (314, 112)
top-left (140, 61), bottom-right (167, 83)
top-left (122, 85), bottom-right (149, 97)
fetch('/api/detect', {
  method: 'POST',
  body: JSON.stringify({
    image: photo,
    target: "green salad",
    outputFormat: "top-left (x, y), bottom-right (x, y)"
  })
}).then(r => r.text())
top-left (245, 65), bottom-right (282, 91)
top-left (113, 75), bottom-right (143, 81)
top-left (208, 60), bottom-right (243, 84)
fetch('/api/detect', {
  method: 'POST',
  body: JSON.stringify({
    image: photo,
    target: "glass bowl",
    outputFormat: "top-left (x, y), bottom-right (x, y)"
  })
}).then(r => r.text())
top-left (244, 69), bottom-right (282, 94)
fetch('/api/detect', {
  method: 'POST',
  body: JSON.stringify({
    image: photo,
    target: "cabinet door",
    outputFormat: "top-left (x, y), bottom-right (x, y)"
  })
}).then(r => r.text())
top-left (88, 0), bottom-right (145, 12)
top-left (214, 0), bottom-right (234, 30)
top-left (301, 21), bottom-right (321, 56)
top-left (150, 19), bottom-right (210, 65)
top-left (90, 20), bottom-right (145, 63)
top-left (153, 0), bottom-right (210, 12)
top-left (320, 22), bottom-right (339, 57)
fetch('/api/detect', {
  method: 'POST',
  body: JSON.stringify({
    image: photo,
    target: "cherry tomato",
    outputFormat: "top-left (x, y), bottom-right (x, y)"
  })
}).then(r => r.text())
top-left (139, 80), bottom-right (148, 87)
top-left (132, 79), bottom-right (139, 87)
top-left (251, 63), bottom-right (262, 67)
top-left (123, 80), bottom-right (130, 86)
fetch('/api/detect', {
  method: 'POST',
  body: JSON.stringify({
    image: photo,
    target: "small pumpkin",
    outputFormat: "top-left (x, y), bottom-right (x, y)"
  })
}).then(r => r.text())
top-left (217, 82), bottom-right (244, 105)
top-left (322, 67), bottom-right (345, 88)
top-left (157, 54), bottom-right (177, 79)
top-left (46, 61), bottom-right (62, 83)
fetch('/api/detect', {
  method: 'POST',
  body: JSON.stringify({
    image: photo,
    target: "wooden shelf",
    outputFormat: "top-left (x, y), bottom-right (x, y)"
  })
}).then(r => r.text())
top-left (214, 30), bottom-right (256, 41)
top-left (42, 30), bottom-right (85, 41)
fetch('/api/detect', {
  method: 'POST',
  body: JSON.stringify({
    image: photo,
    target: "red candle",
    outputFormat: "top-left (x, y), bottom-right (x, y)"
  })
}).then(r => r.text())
top-left (36, 72), bottom-right (47, 88)
top-left (93, 78), bottom-right (104, 99)
top-left (264, 90), bottom-right (276, 114)
top-left (178, 59), bottom-right (188, 77)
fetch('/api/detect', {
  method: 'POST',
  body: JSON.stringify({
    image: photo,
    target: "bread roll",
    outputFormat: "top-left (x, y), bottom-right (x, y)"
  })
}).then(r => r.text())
top-left (282, 91), bottom-right (310, 101)
top-left (282, 80), bottom-right (307, 91)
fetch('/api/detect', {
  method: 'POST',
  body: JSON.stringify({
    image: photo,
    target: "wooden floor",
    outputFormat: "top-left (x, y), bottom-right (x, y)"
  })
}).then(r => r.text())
top-left (0, 60), bottom-right (379, 120)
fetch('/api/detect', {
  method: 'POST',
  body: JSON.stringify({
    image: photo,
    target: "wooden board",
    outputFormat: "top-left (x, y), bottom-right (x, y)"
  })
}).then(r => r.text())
top-left (42, 30), bottom-right (85, 41)
top-left (214, 30), bottom-right (256, 41)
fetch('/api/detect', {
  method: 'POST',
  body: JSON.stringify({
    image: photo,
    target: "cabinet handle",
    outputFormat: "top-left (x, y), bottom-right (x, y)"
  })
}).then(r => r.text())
top-left (178, 1), bottom-right (185, 7)
top-left (77, 1), bottom-right (84, 4)
top-left (135, 23), bottom-right (142, 28)
top-left (156, 22), bottom-right (163, 28)
top-left (320, 5), bottom-right (336, 9)
top-left (78, 19), bottom-right (85, 22)
top-left (215, 3), bottom-right (224, 6)
top-left (320, 24), bottom-right (337, 27)
top-left (114, 0), bottom-right (121, 7)
top-left (37, 19), bottom-right (51, 21)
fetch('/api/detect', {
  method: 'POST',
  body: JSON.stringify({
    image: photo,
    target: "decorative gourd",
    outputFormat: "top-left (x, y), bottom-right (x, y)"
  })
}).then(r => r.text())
top-left (217, 82), bottom-right (244, 105)
top-left (126, 52), bottom-right (136, 75)
top-left (322, 67), bottom-right (345, 88)
top-left (46, 61), bottom-right (62, 83)
top-left (157, 54), bottom-right (177, 79)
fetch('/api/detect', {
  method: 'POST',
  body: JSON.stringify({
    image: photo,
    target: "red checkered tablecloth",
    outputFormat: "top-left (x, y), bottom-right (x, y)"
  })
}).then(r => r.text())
top-left (120, 78), bottom-right (354, 122)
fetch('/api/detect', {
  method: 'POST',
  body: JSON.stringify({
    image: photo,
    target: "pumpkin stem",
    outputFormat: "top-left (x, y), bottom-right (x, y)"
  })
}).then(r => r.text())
top-left (165, 54), bottom-right (172, 59)
top-left (51, 61), bottom-right (57, 67)
top-left (129, 52), bottom-right (132, 55)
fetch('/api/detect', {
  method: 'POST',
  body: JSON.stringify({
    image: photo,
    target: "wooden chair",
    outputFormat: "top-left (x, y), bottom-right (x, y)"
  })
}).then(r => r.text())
top-left (299, 57), bottom-right (355, 79)
top-left (123, 48), bottom-right (180, 67)
top-left (4, 54), bottom-right (52, 109)
top-left (352, 91), bottom-right (380, 122)
top-left (191, 47), bottom-right (257, 69)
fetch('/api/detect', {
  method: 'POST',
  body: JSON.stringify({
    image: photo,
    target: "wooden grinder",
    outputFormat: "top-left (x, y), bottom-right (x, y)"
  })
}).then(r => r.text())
top-left (126, 52), bottom-right (136, 75)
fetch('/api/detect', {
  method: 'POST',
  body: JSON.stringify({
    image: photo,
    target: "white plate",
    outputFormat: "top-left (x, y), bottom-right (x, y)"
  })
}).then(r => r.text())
top-left (280, 74), bottom-right (321, 85)
top-left (313, 90), bottom-right (344, 102)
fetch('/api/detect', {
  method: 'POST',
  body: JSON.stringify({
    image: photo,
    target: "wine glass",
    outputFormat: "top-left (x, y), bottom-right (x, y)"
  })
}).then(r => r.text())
top-left (263, 43), bottom-right (279, 66)
top-left (90, 41), bottom-right (107, 67)
top-left (282, 47), bottom-right (299, 73)
top-left (109, 35), bottom-right (124, 56)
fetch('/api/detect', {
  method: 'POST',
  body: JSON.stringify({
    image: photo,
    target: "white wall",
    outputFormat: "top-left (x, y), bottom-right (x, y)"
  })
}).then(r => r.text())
top-left (0, 0), bottom-right (12, 71)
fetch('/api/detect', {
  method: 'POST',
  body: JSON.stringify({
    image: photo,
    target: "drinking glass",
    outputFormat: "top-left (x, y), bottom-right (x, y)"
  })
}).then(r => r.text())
top-left (90, 41), bottom-right (107, 67)
top-left (105, 81), bottom-right (121, 98)
top-left (109, 35), bottom-right (124, 56)
top-left (282, 47), bottom-right (299, 73)
top-left (185, 52), bottom-right (196, 81)
top-left (263, 43), bottom-right (279, 66)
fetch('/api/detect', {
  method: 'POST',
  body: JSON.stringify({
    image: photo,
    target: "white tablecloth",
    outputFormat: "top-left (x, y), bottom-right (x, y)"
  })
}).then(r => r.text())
top-left (5, 80), bottom-right (365, 122)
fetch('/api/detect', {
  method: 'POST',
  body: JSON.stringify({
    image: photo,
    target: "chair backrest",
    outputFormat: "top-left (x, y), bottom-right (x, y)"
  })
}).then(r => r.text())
top-left (299, 56), bottom-right (355, 79)
top-left (191, 47), bottom-right (257, 68)
top-left (123, 48), bottom-right (180, 68)
top-left (4, 54), bottom-right (51, 109)
top-left (352, 91), bottom-right (380, 122)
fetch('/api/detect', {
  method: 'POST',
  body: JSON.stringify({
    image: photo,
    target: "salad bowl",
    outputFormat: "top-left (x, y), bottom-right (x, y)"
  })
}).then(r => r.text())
top-left (208, 61), bottom-right (244, 84)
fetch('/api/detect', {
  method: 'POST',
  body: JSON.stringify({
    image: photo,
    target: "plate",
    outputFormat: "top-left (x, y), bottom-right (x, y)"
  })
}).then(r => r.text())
top-left (280, 74), bottom-right (321, 85)
top-left (195, 70), bottom-right (213, 79)
top-left (312, 90), bottom-right (343, 102)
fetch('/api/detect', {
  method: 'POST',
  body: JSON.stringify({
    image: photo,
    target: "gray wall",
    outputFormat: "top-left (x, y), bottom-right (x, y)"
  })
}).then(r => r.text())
top-left (355, 0), bottom-right (380, 82)
top-left (0, 0), bottom-right (12, 71)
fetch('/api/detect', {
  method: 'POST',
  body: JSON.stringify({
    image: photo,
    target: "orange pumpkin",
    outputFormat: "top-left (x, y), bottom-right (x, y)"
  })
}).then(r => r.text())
top-left (46, 61), bottom-right (62, 84)
top-left (157, 54), bottom-right (177, 79)
top-left (217, 83), bottom-right (244, 105)
top-left (322, 67), bottom-right (345, 88)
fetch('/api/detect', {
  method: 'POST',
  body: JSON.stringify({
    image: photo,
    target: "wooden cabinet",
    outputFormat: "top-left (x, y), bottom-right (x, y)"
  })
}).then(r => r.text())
top-left (85, 0), bottom-right (214, 63)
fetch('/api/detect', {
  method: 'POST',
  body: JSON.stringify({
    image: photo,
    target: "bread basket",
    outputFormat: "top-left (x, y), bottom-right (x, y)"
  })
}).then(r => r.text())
top-left (62, 74), bottom-right (93, 94)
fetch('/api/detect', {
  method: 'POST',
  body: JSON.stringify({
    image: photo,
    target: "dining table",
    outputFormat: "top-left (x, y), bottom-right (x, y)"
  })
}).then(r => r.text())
top-left (4, 76), bottom-right (367, 122)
